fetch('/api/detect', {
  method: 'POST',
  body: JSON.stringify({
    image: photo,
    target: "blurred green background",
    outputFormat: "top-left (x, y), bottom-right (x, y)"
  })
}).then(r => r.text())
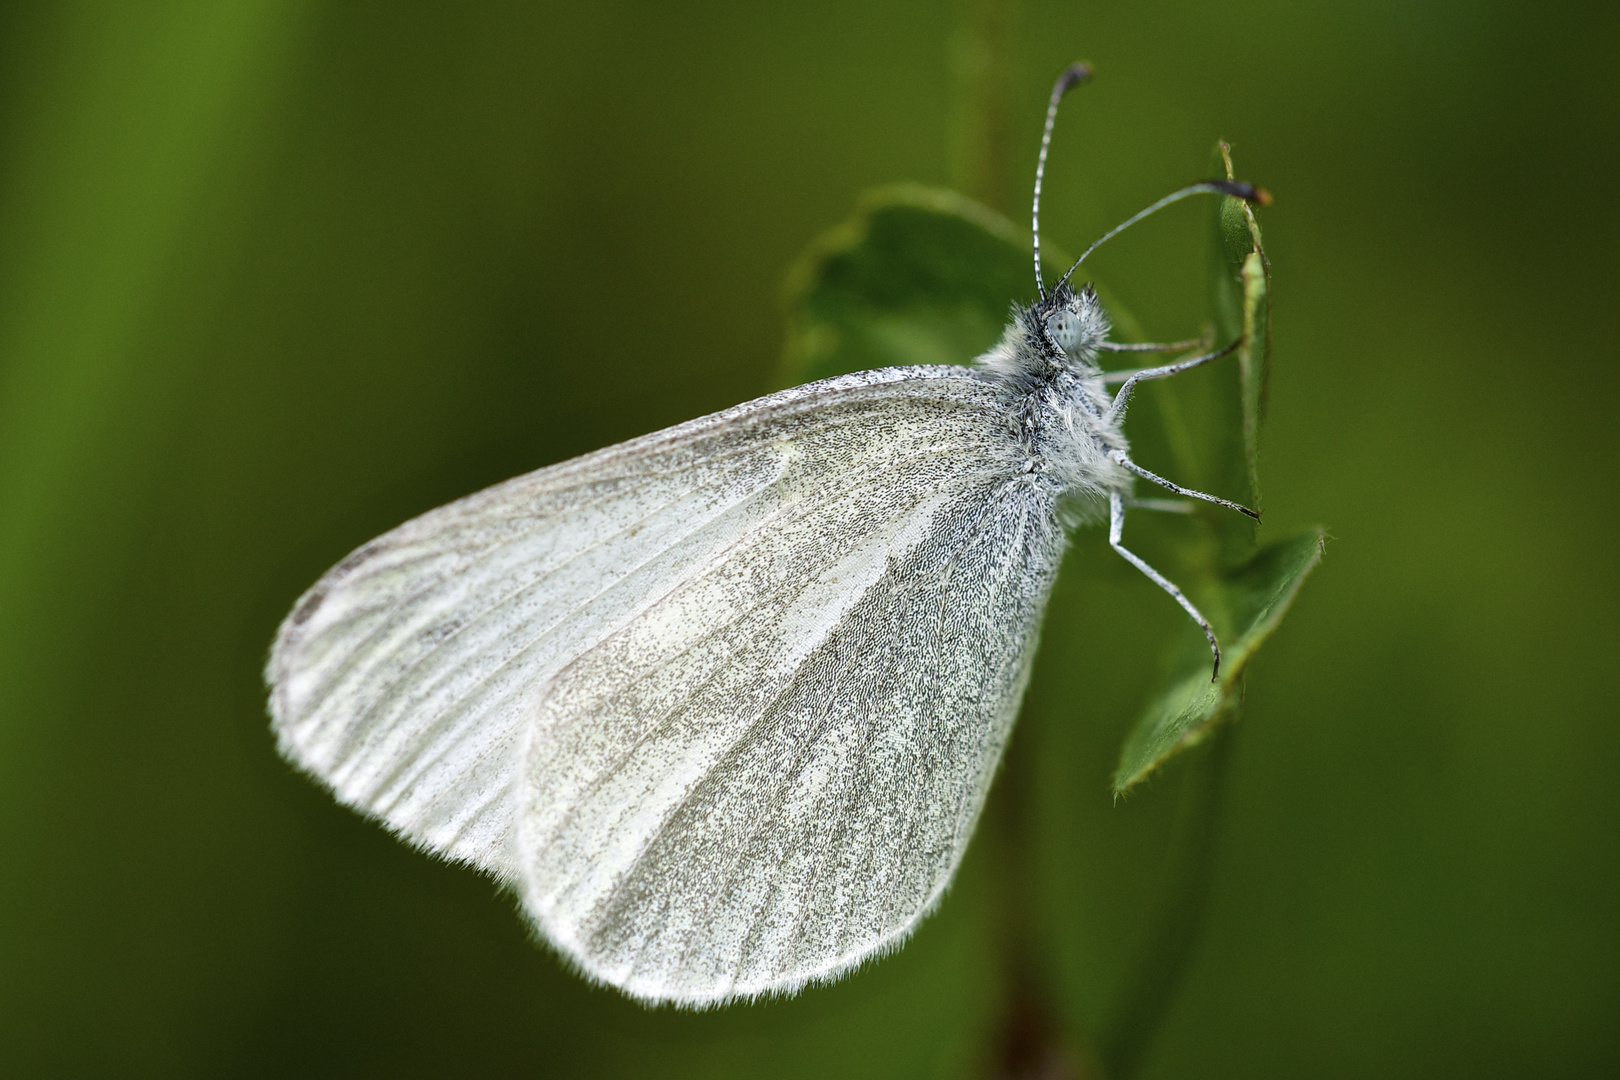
top-left (2, 0), bottom-right (1615, 1076)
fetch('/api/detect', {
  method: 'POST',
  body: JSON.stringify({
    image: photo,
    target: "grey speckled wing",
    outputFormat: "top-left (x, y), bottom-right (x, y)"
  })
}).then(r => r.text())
top-left (267, 365), bottom-right (1061, 948)
top-left (513, 391), bottom-right (1068, 1004)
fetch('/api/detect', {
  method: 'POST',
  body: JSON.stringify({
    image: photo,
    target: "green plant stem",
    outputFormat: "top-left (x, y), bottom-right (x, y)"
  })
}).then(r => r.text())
top-left (986, 723), bottom-right (1086, 1080)
top-left (951, 0), bottom-right (1022, 217)
top-left (1100, 717), bottom-right (1241, 1078)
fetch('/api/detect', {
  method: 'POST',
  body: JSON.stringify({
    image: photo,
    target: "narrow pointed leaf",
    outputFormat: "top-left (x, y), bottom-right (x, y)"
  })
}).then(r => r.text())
top-left (1111, 143), bottom-right (1320, 793)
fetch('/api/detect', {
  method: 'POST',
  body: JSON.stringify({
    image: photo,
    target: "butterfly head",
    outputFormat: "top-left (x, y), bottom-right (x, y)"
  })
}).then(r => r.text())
top-left (1037, 282), bottom-right (1110, 369)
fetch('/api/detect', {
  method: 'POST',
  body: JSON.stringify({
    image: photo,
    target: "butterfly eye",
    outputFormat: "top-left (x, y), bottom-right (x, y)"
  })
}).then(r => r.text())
top-left (1048, 312), bottom-right (1082, 353)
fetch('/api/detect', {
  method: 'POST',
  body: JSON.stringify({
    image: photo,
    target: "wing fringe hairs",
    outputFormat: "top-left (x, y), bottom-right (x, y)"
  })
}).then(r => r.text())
top-left (268, 365), bottom-right (1070, 1006)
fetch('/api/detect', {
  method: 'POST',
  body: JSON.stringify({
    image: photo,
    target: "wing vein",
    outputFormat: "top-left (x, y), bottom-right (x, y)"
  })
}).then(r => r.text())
top-left (375, 430), bottom-right (968, 812)
top-left (283, 389), bottom-right (981, 724)
top-left (358, 465), bottom-right (798, 804)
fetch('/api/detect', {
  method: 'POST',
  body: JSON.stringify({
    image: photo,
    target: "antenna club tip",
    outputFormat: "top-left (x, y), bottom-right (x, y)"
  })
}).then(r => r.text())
top-left (1210, 179), bottom-right (1273, 206)
top-left (1058, 61), bottom-right (1093, 91)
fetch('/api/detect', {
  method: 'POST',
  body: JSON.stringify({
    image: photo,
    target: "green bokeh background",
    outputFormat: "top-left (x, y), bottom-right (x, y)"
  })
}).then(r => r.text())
top-left (2, 1), bottom-right (1614, 1076)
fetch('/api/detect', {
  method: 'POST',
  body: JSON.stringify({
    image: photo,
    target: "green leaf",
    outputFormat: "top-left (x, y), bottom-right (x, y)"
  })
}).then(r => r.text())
top-left (1110, 526), bottom-right (1323, 791)
top-left (780, 183), bottom-right (1146, 386)
top-left (783, 184), bottom-right (1031, 382)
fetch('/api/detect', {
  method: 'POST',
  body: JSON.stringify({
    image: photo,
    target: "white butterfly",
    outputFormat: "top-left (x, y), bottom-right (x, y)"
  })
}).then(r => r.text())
top-left (266, 63), bottom-right (1267, 1006)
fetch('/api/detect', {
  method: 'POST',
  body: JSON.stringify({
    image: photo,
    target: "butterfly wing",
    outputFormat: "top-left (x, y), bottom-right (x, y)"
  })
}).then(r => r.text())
top-left (512, 404), bottom-right (1069, 1004)
top-left (266, 366), bottom-right (1035, 886)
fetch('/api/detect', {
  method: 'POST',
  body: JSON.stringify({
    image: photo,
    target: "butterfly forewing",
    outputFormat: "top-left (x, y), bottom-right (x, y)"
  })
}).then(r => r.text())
top-left (266, 367), bottom-right (1041, 904)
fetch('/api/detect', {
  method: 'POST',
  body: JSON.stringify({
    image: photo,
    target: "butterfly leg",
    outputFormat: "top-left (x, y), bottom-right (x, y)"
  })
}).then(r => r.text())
top-left (1098, 336), bottom-right (1207, 357)
top-left (1126, 496), bottom-right (1195, 514)
top-left (1109, 493), bottom-right (1221, 679)
top-left (1109, 451), bottom-right (1259, 520)
top-left (1103, 338), bottom-right (1242, 414)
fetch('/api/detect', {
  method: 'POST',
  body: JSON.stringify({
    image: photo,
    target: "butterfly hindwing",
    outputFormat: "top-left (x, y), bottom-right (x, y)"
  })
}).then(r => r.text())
top-left (515, 441), bottom-right (1066, 1003)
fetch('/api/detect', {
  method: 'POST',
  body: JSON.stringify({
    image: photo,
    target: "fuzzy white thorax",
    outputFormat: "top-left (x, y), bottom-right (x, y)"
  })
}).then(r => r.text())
top-left (973, 282), bottom-right (1133, 524)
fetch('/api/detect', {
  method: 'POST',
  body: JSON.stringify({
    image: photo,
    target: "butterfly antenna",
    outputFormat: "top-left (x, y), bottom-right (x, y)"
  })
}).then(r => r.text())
top-left (1033, 62), bottom-right (1092, 301)
top-left (1052, 179), bottom-right (1272, 294)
